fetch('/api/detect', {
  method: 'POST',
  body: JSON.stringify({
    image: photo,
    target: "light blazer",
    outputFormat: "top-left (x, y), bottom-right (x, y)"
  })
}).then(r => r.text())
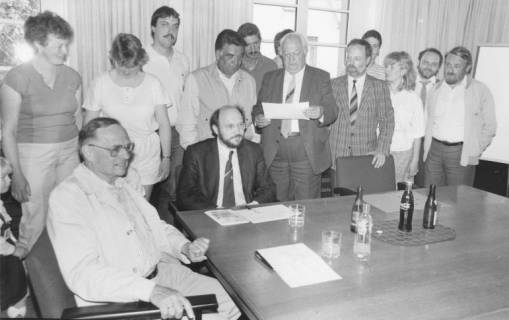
top-left (252, 65), bottom-right (338, 174)
top-left (177, 138), bottom-right (276, 210)
top-left (329, 74), bottom-right (394, 165)
top-left (423, 78), bottom-right (496, 166)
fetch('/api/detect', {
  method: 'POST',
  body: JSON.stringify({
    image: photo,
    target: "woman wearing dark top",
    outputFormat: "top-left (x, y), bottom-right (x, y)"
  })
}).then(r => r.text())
top-left (0, 11), bottom-right (81, 258)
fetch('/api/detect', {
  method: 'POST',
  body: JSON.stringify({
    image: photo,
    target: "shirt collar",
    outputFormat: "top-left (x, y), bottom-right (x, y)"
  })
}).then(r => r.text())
top-left (216, 138), bottom-right (237, 158)
top-left (74, 164), bottom-right (127, 196)
top-left (284, 66), bottom-right (305, 81)
top-left (216, 65), bottom-right (239, 83)
top-left (348, 73), bottom-right (367, 86)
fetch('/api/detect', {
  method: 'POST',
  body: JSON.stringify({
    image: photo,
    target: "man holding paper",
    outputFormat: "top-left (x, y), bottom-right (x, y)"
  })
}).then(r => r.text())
top-left (177, 105), bottom-right (276, 210)
top-left (252, 32), bottom-right (338, 201)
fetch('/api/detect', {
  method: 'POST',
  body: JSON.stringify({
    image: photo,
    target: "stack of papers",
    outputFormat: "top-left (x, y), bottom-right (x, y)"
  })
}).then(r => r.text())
top-left (205, 204), bottom-right (293, 226)
top-left (257, 243), bottom-right (342, 288)
top-left (262, 102), bottom-right (309, 120)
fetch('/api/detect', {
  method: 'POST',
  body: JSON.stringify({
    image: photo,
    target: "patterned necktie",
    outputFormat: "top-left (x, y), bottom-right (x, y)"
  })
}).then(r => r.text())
top-left (281, 75), bottom-right (296, 138)
top-left (420, 80), bottom-right (430, 107)
top-left (222, 151), bottom-right (235, 208)
top-left (350, 79), bottom-right (358, 126)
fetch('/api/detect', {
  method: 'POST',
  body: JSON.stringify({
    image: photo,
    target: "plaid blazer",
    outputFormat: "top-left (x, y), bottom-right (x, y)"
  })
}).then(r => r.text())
top-left (329, 74), bottom-right (394, 167)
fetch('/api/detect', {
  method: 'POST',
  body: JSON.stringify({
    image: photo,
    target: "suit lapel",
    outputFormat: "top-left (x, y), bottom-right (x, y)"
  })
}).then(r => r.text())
top-left (206, 141), bottom-right (220, 204)
top-left (359, 76), bottom-right (373, 112)
top-left (236, 142), bottom-right (249, 201)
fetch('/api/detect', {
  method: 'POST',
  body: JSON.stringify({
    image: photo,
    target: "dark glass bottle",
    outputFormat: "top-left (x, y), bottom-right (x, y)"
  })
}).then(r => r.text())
top-left (423, 184), bottom-right (437, 229)
top-left (398, 181), bottom-right (414, 232)
top-left (351, 186), bottom-right (363, 233)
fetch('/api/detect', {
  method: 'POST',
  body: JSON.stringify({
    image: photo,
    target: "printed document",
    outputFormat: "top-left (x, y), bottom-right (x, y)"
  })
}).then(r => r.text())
top-left (262, 102), bottom-right (309, 120)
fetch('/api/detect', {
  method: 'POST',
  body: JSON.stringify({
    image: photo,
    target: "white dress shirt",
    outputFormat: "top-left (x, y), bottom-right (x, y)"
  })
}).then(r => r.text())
top-left (282, 68), bottom-right (305, 132)
top-left (216, 139), bottom-right (246, 208)
top-left (390, 90), bottom-right (425, 152)
top-left (432, 77), bottom-right (467, 142)
top-left (218, 68), bottom-right (240, 97)
top-left (144, 45), bottom-right (190, 126)
top-left (415, 75), bottom-right (437, 107)
top-left (348, 73), bottom-right (367, 105)
top-left (47, 164), bottom-right (190, 306)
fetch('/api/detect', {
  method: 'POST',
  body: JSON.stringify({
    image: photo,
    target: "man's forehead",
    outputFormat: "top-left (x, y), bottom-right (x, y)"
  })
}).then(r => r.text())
top-left (157, 16), bottom-right (179, 25)
top-left (347, 44), bottom-right (366, 56)
top-left (422, 51), bottom-right (440, 62)
top-left (95, 125), bottom-right (130, 144)
top-left (220, 44), bottom-right (243, 54)
top-left (445, 54), bottom-right (466, 65)
top-left (282, 38), bottom-right (302, 52)
top-left (219, 108), bottom-right (243, 123)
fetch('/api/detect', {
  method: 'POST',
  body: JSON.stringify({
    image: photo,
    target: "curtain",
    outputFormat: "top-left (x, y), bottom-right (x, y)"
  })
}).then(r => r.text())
top-left (375, 0), bottom-right (509, 71)
top-left (46, 0), bottom-right (251, 93)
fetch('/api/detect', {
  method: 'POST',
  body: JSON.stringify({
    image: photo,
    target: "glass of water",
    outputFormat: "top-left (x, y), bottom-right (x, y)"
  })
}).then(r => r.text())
top-left (288, 204), bottom-right (305, 227)
top-left (321, 230), bottom-right (342, 259)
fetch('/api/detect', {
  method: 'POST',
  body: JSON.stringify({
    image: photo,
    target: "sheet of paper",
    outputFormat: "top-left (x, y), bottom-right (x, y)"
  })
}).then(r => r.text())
top-left (262, 102), bottom-right (309, 120)
top-left (234, 204), bottom-right (293, 224)
top-left (364, 191), bottom-right (451, 213)
top-left (204, 209), bottom-right (250, 226)
top-left (257, 243), bottom-right (342, 288)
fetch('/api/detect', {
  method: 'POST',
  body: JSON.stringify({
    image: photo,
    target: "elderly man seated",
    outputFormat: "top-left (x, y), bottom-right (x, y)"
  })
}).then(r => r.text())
top-left (47, 117), bottom-right (240, 320)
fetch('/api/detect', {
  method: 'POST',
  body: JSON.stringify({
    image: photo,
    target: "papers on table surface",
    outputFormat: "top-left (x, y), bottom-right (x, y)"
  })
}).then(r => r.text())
top-left (205, 204), bottom-right (293, 226)
top-left (257, 243), bottom-right (342, 288)
top-left (262, 102), bottom-right (309, 120)
top-left (364, 191), bottom-right (451, 213)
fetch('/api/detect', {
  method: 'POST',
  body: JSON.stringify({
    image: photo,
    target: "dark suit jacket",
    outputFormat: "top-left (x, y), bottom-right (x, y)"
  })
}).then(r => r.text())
top-left (329, 74), bottom-right (394, 163)
top-left (177, 138), bottom-right (276, 211)
top-left (252, 65), bottom-right (338, 174)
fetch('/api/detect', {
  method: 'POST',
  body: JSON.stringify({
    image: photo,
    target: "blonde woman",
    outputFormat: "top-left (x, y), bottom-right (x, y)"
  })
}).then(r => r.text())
top-left (84, 33), bottom-right (171, 198)
top-left (384, 51), bottom-right (425, 184)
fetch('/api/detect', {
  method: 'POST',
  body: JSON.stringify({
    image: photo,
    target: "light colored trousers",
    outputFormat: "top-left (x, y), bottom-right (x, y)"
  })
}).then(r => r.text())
top-left (391, 148), bottom-right (413, 184)
top-left (154, 261), bottom-right (241, 320)
top-left (17, 138), bottom-right (79, 254)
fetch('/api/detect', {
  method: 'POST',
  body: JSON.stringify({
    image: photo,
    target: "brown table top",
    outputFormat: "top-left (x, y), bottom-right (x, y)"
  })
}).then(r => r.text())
top-left (175, 185), bottom-right (509, 320)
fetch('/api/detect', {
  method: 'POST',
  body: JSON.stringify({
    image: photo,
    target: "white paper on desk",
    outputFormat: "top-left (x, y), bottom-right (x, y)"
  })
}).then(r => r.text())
top-left (204, 209), bottom-right (250, 226)
top-left (364, 191), bottom-right (451, 213)
top-left (257, 243), bottom-right (342, 288)
top-left (234, 204), bottom-right (293, 224)
top-left (262, 102), bottom-right (309, 120)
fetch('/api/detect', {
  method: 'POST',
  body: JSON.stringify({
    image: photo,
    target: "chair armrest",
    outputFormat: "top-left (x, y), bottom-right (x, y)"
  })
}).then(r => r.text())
top-left (333, 187), bottom-right (357, 196)
top-left (61, 294), bottom-right (218, 319)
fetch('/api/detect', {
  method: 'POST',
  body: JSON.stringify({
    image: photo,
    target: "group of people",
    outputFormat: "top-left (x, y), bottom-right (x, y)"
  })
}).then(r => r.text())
top-left (0, 5), bottom-right (497, 319)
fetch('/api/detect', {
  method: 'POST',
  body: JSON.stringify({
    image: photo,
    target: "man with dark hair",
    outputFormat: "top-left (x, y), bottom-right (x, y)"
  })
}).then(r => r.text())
top-left (253, 32), bottom-right (338, 201)
top-left (177, 106), bottom-right (276, 210)
top-left (47, 117), bottom-right (240, 320)
top-left (144, 6), bottom-right (190, 215)
top-left (178, 29), bottom-right (257, 149)
top-left (237, 22), bottom-right (277, 94)
top-left (361, 29), bottom-right (385, 80)
top-left (273, 28), bottom-right (293, 68)
top-left (423, 46), bottom-right (496, 186)
top-left (413, 47), bottom-right (443, 187)
top-left (329, 39), bottom-right (394, 170)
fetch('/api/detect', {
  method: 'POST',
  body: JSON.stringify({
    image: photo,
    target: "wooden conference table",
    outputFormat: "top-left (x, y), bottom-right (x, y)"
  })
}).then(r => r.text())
top-left (175, 186), bottom-right (509, 320)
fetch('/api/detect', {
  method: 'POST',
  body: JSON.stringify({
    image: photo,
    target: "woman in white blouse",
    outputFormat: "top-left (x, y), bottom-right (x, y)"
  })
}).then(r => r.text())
top-left (384, 51), bottom-right (425, 184)
top-left (84, 33), bottom-right (171, 198)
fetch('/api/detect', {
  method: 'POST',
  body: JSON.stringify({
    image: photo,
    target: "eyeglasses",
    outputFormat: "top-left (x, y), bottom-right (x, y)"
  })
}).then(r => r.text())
top-left (88, 142), bottom-right (135, 157)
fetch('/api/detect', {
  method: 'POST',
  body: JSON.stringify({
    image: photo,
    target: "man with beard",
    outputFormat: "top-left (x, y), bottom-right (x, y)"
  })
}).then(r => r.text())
top-left (237, 23), bottom-right (277, 94)
top-left (423, 46), bottom-right (496, 186)
top-left (253, 32), bottom-right (338, 201)
top-left (413, 48), bottom-right (442, 186)
top-left (144, 6), bottom-right (190, 216)
top-left (177, 106), bottom-right (276, 210)
top-left (178, 30), bottom-right (257, 149)
top-left (47, 117), bottom-right (241, 320)
top-left (329, 39), bottom-right (394, 171)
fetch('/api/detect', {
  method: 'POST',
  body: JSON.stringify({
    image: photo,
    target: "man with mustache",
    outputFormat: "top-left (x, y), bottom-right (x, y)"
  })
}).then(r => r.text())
top-left (413, 48), bottom-right (443, 187)
top-left (177, 105), bottom-right (276, 210)
top-left (178, 30), bottom-right (258, 150)
top-left (329, 39), bottom-right (394, 172)
top-left (423, 46), bottom-right (496, 186)
top-left (144, 6), bottom-right (190, 218)
top-left (47, 117), bottom-right (241, 320)
top-left (237, 23), bottom-right (277, 94)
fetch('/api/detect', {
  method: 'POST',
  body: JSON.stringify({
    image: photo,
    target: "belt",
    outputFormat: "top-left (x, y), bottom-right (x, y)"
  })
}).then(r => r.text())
top-left (145, 266), bottom-right (158, 280)
top-left (286, 132), bottom-right (300, 137)
top-left (433, 137), bottom-right (463, 146)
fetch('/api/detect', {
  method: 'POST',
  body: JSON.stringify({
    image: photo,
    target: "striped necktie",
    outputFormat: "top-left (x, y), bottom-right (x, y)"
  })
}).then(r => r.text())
top-left (281, 75), bottom-right (296, 138)
top-left (222, 151), bottom-right (235, 208)
top-left (350, 79), bottom-right (358, 126)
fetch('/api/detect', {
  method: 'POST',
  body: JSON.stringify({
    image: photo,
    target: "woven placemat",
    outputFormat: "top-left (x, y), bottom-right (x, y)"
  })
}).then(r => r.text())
top-left (372, 219), bottom-right (456, 246)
